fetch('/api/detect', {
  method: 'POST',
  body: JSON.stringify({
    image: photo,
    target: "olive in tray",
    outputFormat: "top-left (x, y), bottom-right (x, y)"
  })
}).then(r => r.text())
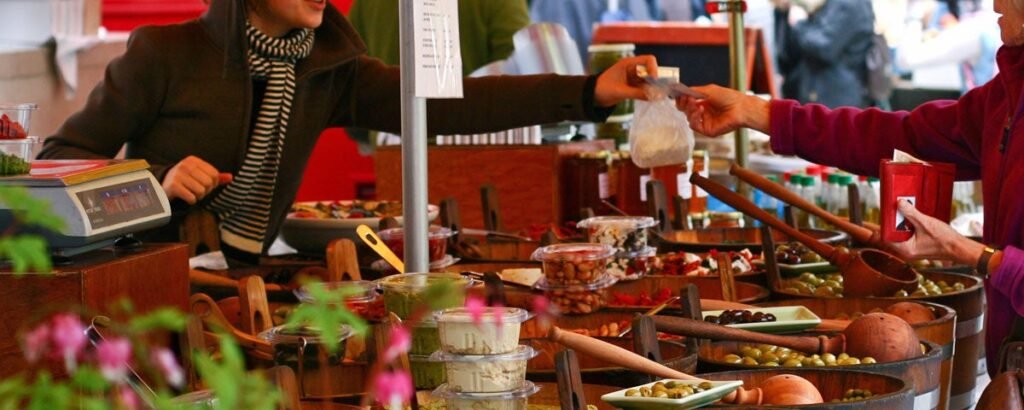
top-left (704, 310), bottom-right (777, 325)
top-left (775, 242), bottom-right (827, 265)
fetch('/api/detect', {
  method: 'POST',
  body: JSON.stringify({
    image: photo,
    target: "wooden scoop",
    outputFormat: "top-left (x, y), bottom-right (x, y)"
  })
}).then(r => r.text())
top-left (653, 312), bottom-right (922, 363)
top-left (690, 173), bottom-right (918, 297)
top-left (730, 164), bottom-right (882, 246)
top-left (547, 326), bottom-right (823, 405)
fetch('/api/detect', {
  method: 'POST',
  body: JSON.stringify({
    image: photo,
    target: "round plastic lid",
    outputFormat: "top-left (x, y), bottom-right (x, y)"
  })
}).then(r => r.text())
top-left (530, 243), bottom-right (616, 262)
top-left (577, 216), bottom-right (657, 230)
top-left (0, 136), bottom-right (37, 145)
top-left (588, 43), bottom-right (636, 53)
top-left (293, 280), bottom-right (379, 304)
top-left (257, 324), bottom-right (353, 346)
top-left (534, 273), bottom-right (617, 291)
top-left (378, 225), bottom-right (455, 240)
top-left (170, 390), bottom-right (218, 406)
top-left (432, 381), bottom-right (540, 400)
top-left (377, 272), bottom-right (472, 292)
top-left (0, 103), bottom-right (37, 111)
top-left (614, 246), bottom-right (658, 259)
top-left (434, 307), bottom-right (533, 324)
top-left (429, 344), bottom-right (538, 362)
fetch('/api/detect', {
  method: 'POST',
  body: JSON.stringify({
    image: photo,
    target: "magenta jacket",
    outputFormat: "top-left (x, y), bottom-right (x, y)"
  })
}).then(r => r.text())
top-left (769, 45), bottom-right (1024, 374)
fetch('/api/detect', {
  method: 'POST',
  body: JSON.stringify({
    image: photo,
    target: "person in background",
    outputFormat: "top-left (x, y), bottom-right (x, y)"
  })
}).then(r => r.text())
top-left (37, 0), bottom-right (657, 266)
top-left (662, 0), bottom-right (708, 21)
top-left (529, 0), bottom-right (662, 65)
top-left (677, 0), bottom-right (1024, 374)
top-left (773, 0), bottom-right (876, 107)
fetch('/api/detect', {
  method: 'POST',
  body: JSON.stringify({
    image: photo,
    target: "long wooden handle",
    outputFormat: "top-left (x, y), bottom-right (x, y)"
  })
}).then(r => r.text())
top-left (652, 315), bottom-right (825, 355)
top-left (189, 294), bottom-right (273, 356)
top-left (548, 326), bottom-right (702, 381)
top-left (690, 173), bottom-right (837, 260)
top-left (356, 224), bottom-right (405, 273)
top-left (730, 164), bottom-right (876, 244)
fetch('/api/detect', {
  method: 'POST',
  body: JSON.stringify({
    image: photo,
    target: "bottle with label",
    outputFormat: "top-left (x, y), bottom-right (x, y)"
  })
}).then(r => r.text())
top-left (864, 177), bottom-right (881, 224)
top-left (799, 174), bottom-right (816, 228)
top-left (835, 175), bottom-right (852, 219)
top-left (588, 43), bottom-right (635, 149)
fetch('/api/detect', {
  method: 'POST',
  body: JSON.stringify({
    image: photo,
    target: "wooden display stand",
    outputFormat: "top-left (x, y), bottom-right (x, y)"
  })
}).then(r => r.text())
top-left (375, 140), bottom-right (614, 231)
top-left (0, 243), bottom-right (189, 377)
top-left (592, 22), bottom-right (778, 98)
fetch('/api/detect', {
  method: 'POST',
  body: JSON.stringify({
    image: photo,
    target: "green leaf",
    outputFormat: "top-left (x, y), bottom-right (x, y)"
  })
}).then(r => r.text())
top-left (128, 308), bottom-right (188, 333)
top-left (0, 187), bottom-right (65, 232)
top-left (421, 280), bottom-right (460, 312)
top-left (69, 366), bottom-right (108, 393)
top-left (0, 236), bottom-right (52, 274)
top-left (282, 280), bottom-right (369, 354)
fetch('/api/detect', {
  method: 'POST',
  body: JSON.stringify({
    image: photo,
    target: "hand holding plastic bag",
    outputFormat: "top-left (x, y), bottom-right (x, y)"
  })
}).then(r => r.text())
top-left (629, 86), bottom-right (694, 168)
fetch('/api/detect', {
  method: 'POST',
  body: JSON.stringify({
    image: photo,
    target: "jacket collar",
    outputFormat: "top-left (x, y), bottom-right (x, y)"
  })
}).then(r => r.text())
top-left (200, 0), bottom-right (367, 77)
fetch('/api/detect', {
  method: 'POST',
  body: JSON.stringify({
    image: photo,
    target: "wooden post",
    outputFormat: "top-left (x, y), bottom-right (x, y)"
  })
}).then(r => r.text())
top-left (555, 349), bottom-right (588, 410)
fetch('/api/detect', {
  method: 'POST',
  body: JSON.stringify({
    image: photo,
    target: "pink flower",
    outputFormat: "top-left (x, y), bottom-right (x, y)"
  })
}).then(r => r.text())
top-left (117, 385), bottom-right (139, 410)
top-left (49, 314), bottom-right (87, 371)
top-left (464, 295), bottom-right (487, 326)
top-left (373, 370), bottom-right (413, 407)
top-left (151, 348), bottom-right (184, 388)
top-left (531, 295), bottom-right (558, 329)
top-left (492, 302), bottom-right (506, 336)
top-left (22, 323), bottom-right (50, 363)
top-left (96, 337), bottom-right (133, 382)
top-left (382, 325), bottom-right (411, 363)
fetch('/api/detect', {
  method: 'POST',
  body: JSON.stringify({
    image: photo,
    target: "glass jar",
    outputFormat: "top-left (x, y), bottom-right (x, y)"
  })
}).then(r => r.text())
top-left (589, 44), bottom-right (636, 142)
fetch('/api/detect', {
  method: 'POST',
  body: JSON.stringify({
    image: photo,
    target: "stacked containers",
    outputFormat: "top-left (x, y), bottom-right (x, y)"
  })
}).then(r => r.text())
top-left (531, 243), bottom-right (618, 314)
top-left (431, 307), bottom-right (539, 408)
top-left (378, 273), bottom-right (473, 390)
top-left (376, 226), bottom-right (458, 273)
top-left (576, 216), bottom-right (657, 281)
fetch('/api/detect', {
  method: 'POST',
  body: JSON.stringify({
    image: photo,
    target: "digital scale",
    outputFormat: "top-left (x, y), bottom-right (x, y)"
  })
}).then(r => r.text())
top-left (0, 159), bottom-right (172, 256)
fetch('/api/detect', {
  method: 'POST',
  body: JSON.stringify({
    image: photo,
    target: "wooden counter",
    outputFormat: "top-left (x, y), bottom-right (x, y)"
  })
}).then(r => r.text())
top-left (375, 140), bottom-right (614, 231)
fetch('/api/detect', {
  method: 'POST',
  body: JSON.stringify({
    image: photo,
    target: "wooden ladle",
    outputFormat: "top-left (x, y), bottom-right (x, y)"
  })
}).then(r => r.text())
top-left (653, 312), bottom-right (922, 363)
top-left (548, 326), bottom-right (824, 405)
top-left (730, 164), bottom-right (883, 247)
top-left (690, 173), bottom-right (918, 297)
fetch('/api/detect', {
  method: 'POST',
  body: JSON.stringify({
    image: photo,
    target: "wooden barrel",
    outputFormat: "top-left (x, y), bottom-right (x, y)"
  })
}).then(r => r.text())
top-left (655, 227), bottom-right (848, 253)
top-left (772, 270), bottom-right (984, 409)
top-left (701, 368), bottom-right (915, 409)
top-left (523, 336), bottom-right (697, 388)
top-left (518, 309), bottom-right (656, 339)
top-left (756, 298), bottom-right (956, 409)
top-left (699, 340), bottom-right (945, 409)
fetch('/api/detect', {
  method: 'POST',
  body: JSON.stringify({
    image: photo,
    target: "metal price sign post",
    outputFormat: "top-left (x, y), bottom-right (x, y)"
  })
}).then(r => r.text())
top-left (399, 0), bottom-right (463, 272)
top-left (706, 0), bottom-right (751, 200)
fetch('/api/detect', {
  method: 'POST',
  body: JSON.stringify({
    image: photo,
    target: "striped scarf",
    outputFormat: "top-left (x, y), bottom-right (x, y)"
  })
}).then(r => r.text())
top-left (208, 23), bottom-right (315, 254)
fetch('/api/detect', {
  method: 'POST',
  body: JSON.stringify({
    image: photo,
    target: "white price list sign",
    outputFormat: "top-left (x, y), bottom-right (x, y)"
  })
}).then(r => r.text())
top-left (413, 0), bottom-right (464, 98)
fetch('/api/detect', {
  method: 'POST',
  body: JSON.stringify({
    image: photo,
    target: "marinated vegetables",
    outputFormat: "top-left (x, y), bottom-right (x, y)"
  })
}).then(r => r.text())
top-left (623, 381), bottom-right (716, 399)
top-left (704, 310), bottom-right (777, 325)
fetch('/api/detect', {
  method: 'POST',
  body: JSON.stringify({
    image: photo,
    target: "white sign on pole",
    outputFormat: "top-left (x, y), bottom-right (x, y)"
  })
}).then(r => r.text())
top-left (413, 0), bottom-right (463, 98)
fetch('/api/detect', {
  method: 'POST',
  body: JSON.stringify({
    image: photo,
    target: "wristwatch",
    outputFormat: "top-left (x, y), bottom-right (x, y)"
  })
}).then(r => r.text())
top-left (976, 246), bottom-right (997, 279)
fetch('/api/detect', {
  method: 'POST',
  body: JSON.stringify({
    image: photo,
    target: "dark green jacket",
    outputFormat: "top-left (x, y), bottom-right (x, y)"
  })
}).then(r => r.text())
top-left (38, 0), bottom-right (608, 253)
top-left (349, 0), bottom-right (530, 75)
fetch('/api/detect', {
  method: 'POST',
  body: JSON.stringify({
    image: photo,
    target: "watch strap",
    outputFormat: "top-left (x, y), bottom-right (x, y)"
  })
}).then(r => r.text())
top-left (977, 246), bottom-right (997, 278)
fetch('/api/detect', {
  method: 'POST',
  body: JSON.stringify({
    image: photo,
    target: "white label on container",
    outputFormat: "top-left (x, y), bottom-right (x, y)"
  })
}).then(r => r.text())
top-left (697, 170), bottom-right (709, 198)
top-left (598, 173), bottom-right (610, 199)
top-left (640, 175), bottom-right (652, 202)
top-left (678, 172), bottom-right (693, 199)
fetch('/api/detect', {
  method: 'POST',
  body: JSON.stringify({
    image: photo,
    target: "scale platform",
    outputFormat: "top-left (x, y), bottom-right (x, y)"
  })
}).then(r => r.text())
top-left (0, 159), bottom-right (172, 256)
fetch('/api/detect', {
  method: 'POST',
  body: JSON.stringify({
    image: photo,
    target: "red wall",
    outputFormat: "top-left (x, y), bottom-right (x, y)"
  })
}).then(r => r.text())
top-left (101, 0), bottom-right (375, 201)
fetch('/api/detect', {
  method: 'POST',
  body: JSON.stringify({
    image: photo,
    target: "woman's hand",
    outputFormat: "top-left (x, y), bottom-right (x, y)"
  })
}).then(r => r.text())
top-left (888, 199), bottom-right (984, 265)
top-left (594, 55), bottom-right (659, 107)
top-left (677, 84), bottom-right (771, 136)
top-left (162, 156), bottom-right (233, 205)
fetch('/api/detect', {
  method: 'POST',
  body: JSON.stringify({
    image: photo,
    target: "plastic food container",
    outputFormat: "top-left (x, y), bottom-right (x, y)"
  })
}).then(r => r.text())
top-left (531, 243), bottom-right (616, 286)
top-left (0, 103), bottom-right (36, 139)
top-left (378, 272), bottom-right (473, 319)
top-left (370, 254), bottom-right (458, 277)
top-left (293, 280), bottom-right (384, 320)
top-left (535, 274), bottom-right (617, 315)
top-left (410, 354), bottom-right (447, 390)
top-left (258, 324), bottom-right (353, 372)
top-left (378, 225), bottom-right (455, 263)
top-left (411, 318), bottom-right (442, 356)
top-left (430, 345), bottom-right (538, 393)
top-left (435, 307), bottom-right (532, 355)
top-left (0, 136), bottom-right (35, 176)
top-left (432, 381), bottom-right (540, 410)
top-left (170, 390), bottom-right (218, 409)
top-left (577, 216), bottom-right (656, 252)
top-left (607, 246), bottom-right (658, 281)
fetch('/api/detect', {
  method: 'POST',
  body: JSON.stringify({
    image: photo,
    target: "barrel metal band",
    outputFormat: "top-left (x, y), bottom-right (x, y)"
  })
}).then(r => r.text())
top-left (955, 313), bottom-right (985, 339)
top-left (948, 390), bottom-right (976, 410)
top-left (914, 388), bottom-right (940, 410)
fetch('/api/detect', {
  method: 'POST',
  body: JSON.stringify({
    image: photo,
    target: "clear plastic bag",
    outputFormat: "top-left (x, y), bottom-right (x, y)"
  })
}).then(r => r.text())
top-left (629, 86), bottom-right (694, 168)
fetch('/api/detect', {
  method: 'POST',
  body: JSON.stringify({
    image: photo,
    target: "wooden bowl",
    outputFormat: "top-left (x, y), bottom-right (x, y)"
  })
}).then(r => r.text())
top-left (655, 228), bottom-right (848, 253)
top-left (702, 368), bottom-right (915, 409)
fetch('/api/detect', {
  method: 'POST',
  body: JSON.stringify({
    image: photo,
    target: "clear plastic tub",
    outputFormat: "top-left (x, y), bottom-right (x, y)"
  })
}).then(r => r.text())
top-left (430, 345), bottom-right (538, 393)
top-left (378, 272), bottom-right (474, 319)
top-left (435, 307), bottom-right (532, 355)
top-left (378, 225), bottom-right (455, 263)
top-left (0, 136), bottom-right (35, 176)
top-left (411, 318), bottom-right (441, 356)
top-left (607, 246), bottom-right (658, 281)
top-left (432, 381), bottom-right (540, 410)
top-left (292, 280), bottom-right (384, 321)
top-left (530, 243), bottom-right (616, 286)
top-left (257, 324), bottom-right (354, 373)
top-left (535, 274), bottom-right (617, 315)
top-left (0, 103), bottom-right (36, 139)
top-left (170, 390), bottom-right (218, 409)
top-left (410, 354), bottom-right (447, 390)
top-left (577, 216), bottom-right (657, 252)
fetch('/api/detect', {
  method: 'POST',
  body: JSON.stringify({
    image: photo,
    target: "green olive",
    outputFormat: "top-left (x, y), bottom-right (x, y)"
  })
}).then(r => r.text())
top-left (698, 382), bottom-right (713, 390)
top-left (840, 357), bottom-right (861, 365)
top-left (862, 357), bottom-right (877, 364)
top-left (653, 391), bottom-right (668, 398)
top-left (741, 357), bottom-right (759, 366)
top-left (625, 389), bottom-right (639, 397)
top-left (782, 359), bottom-right (803, 367)
top-left (724, 354), bottom-right (742, 364)
top-left (762, 361), bottom-right (780, 367)
top-left (760, 352), bottom-right (779, 363)
top-left (837, 353), bottom-right (850, 361)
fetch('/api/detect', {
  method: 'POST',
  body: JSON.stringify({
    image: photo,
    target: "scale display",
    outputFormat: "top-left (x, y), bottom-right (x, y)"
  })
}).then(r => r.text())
top-left (76, 178), bottom-right (164, 230)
